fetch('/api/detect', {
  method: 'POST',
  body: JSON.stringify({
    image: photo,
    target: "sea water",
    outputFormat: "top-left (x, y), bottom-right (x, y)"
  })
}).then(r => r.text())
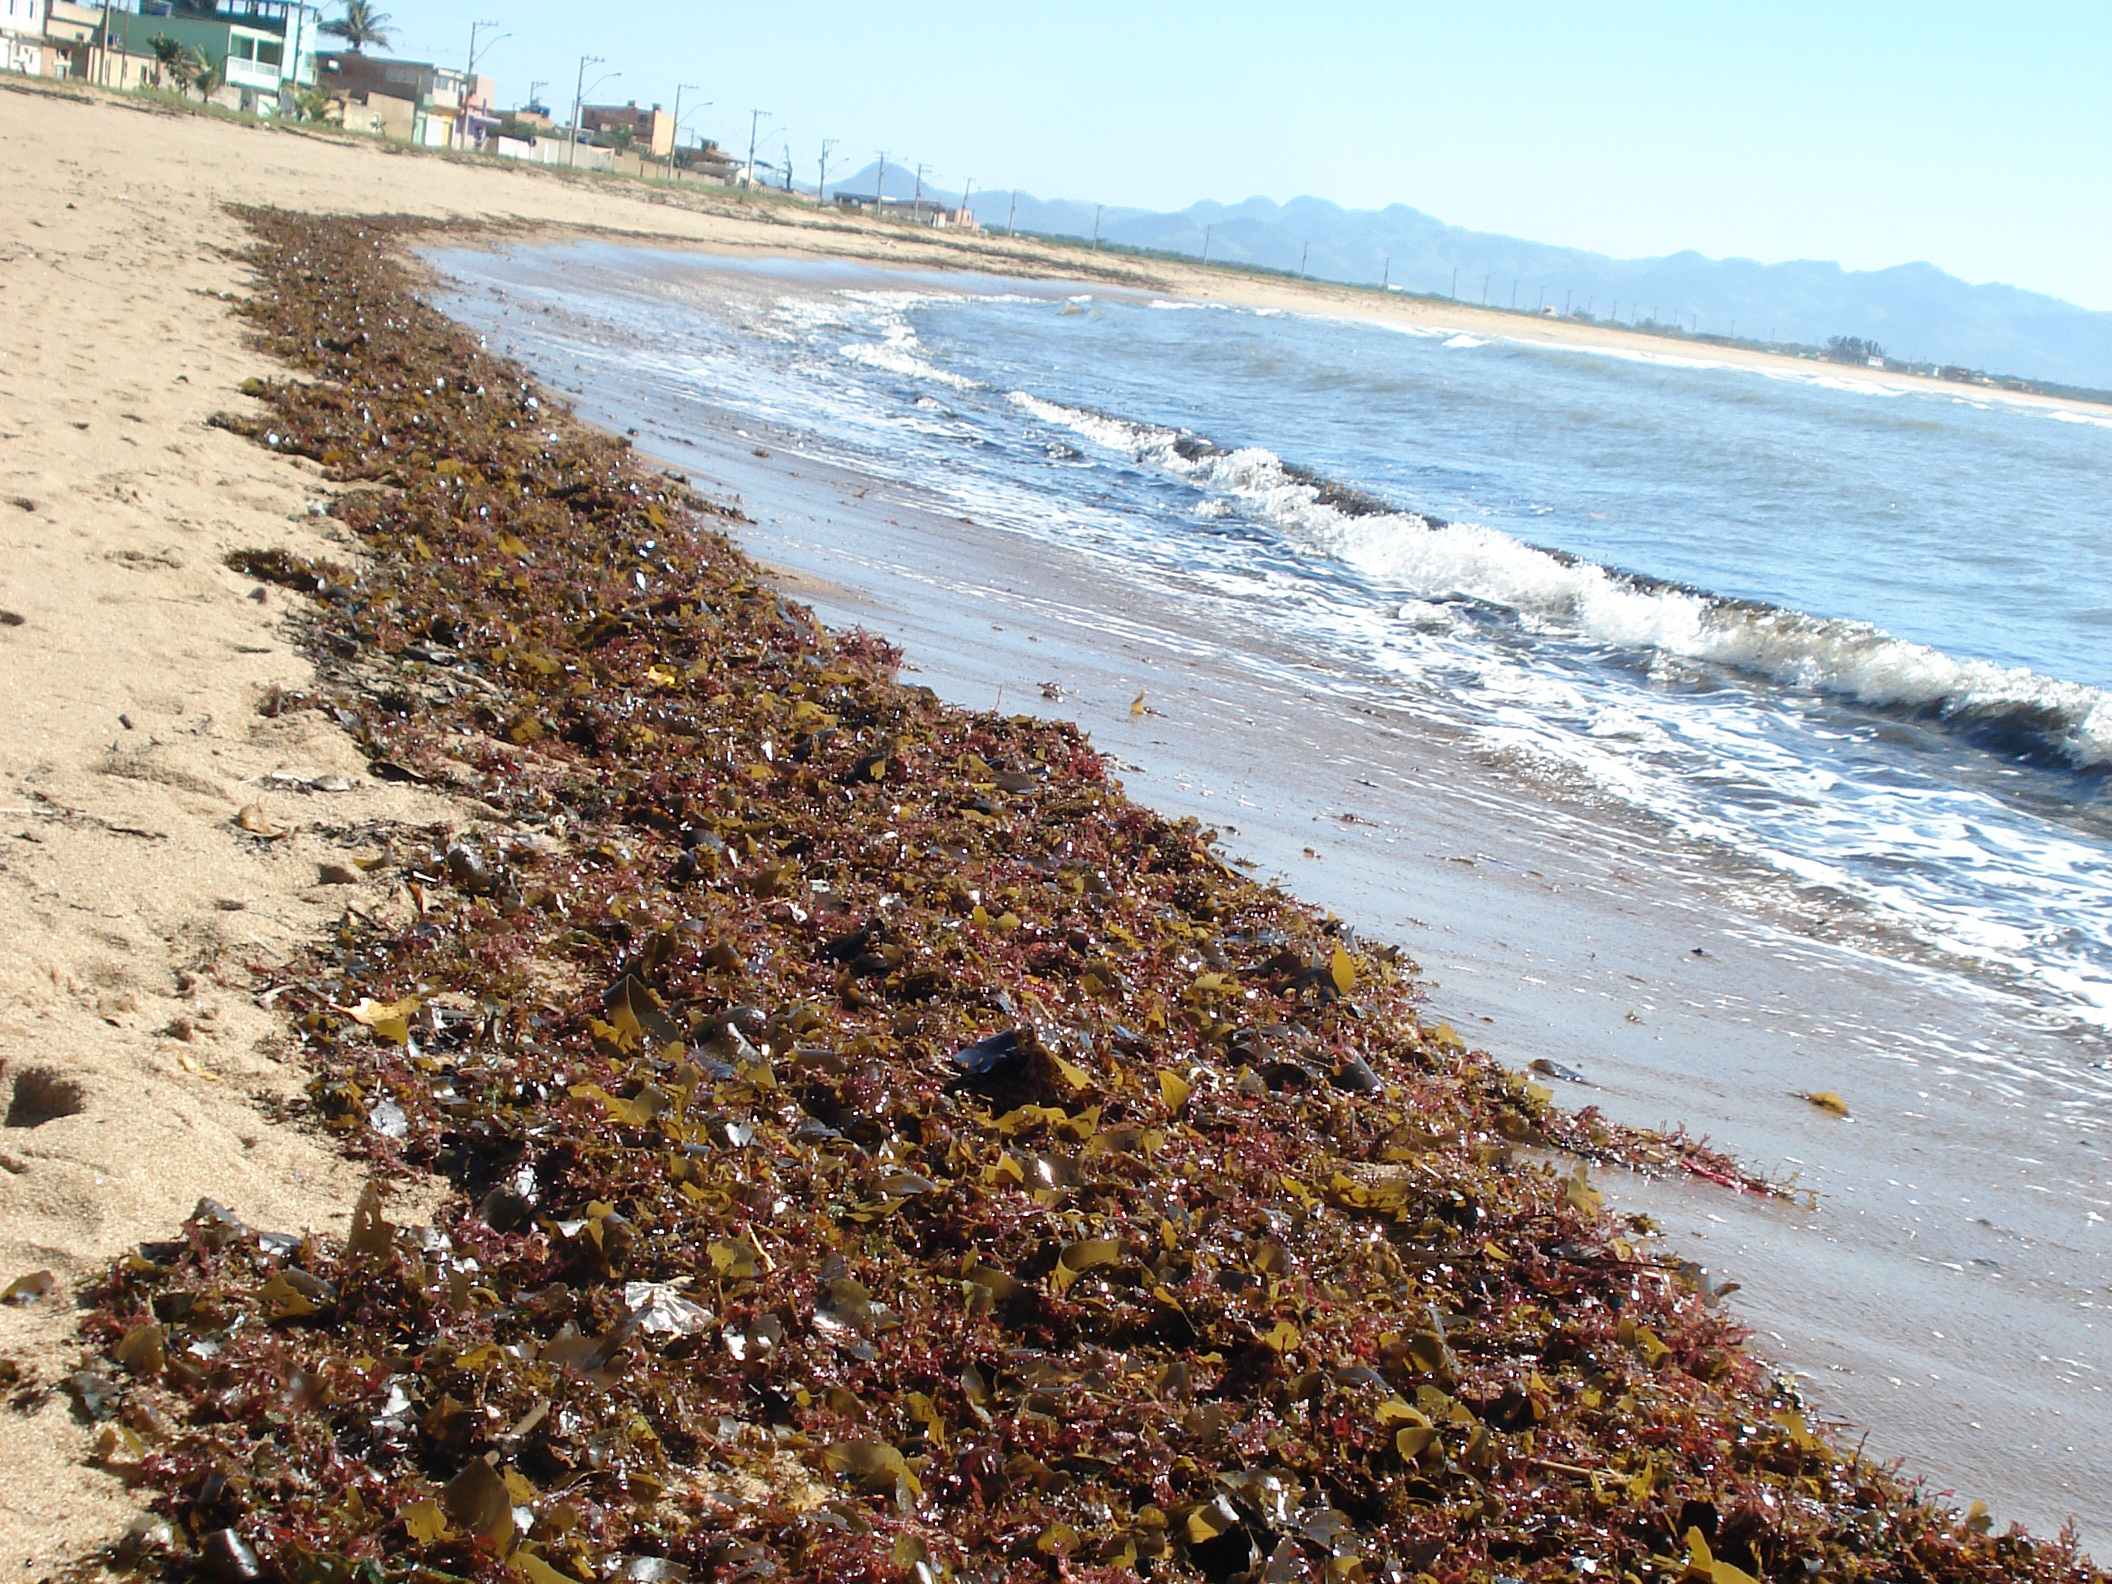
top-left (429, 242), bottom-right (2111, 1539)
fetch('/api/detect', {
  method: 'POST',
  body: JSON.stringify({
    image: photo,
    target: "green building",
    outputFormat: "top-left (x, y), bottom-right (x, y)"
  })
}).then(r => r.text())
top-left (109, 0), bottom-right (319, 113)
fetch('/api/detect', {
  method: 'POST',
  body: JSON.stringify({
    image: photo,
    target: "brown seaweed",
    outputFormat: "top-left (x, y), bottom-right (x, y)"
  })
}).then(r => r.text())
top-left (64, 208), bottom-right (2101, 1584)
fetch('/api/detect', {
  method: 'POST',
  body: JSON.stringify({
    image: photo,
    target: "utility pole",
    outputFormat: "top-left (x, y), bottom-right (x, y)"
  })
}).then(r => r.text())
top-left (1481, 274), bottom-right (1489, 305)
top-left (958, 177), bottom-right (973, 225)
top-left (1007, 189), bottom-right (1018, 235)
top-left (1092, 204), bottom-right (1102, 248)
top-left (747, 110), bottom-right (772, 187)
top-left (912, 162), bottom-right (929, 221)
top-left (875, 152), bottom-right (888, 214)
top-left (1450, 268), bottom-right (1457, 299)
top-left (780, 135), bottom-right (794, 192)
top-left (1564, 289), bottom-right (1571, 315)
top-left (668, 83), bottom-right (699, 180)
top-left (816, 137), bottom-right (838, 205)
top-left (1381, 256), bottom-right (1389, 289)
top-left (465, 19), bottom-right (502, 80)
top-left (1510, 279), bottom-right (1517, 310)
top-left (745, 109), bottom-right (770, 186)
top-left (98, 0), bottom-right (116, 86)
top-left (1299, 241), bottom-right (1307, 278)
top-left (569, 55), bottom-right (604, 168)
top-left (1202, 224), bottom-right (1211, 264)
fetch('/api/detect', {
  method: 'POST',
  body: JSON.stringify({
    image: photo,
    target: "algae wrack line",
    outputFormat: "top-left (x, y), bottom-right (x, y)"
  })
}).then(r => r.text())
top-left (67, 208), bottom-right (2099, 1584)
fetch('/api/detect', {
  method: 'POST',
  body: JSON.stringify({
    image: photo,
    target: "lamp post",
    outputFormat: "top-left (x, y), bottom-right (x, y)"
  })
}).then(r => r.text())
top-left (569, 58), bottom-right (617, 169)
top-left (458, 20), bottom-right (505, 149)
top-left (745, 108), bottom-right (770, 186)
top-left (667, 83), bottom-right (702, 179)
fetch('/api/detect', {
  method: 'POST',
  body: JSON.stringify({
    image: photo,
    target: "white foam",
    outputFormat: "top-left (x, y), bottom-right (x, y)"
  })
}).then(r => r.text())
top-left (1442, 333), bottom-right (1487, 349)
top-left (1008, 391), bottom-right (2112, 772)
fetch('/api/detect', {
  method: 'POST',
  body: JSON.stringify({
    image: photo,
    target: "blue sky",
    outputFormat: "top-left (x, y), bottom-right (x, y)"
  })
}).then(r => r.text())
top-left (375, 1), bottom-right (2112, 311)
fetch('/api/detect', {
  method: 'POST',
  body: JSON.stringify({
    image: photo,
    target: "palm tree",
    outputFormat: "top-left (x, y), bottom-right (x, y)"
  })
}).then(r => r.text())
top-left (187, 45), bottom-right (222, 101)
top-left (321, 0), bottom-right (393, 53)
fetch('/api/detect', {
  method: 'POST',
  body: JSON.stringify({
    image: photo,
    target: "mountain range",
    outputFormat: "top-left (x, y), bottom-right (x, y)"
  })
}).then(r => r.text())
top-left (820, 164), bottom-right (2112, 392)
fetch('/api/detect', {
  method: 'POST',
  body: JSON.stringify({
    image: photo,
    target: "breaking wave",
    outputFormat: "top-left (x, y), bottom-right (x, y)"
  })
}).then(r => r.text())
top-left (1008, 392), bottom-right (2112, 774)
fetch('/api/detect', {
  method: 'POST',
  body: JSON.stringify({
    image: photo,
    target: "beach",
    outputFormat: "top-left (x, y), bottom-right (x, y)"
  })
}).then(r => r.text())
top-left (1, 78), bottom-right (2104, 1581)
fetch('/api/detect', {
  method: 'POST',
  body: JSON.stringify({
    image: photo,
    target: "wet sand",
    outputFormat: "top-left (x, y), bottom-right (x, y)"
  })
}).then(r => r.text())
top-left (447, 291), bottom-right (2108, 1546)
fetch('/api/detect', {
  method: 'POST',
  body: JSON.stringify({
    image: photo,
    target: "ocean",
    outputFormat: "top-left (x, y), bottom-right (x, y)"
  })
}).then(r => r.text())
top-left (430, 241), bottom-right (2110, 1540)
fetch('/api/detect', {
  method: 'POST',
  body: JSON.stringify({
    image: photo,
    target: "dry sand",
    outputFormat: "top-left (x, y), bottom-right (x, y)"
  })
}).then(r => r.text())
top-left (0, 74), bottom-right (2095, 1579)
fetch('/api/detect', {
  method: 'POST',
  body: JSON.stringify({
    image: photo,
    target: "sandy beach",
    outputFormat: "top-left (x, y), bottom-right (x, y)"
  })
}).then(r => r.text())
top-left (2, 77), bottom-right (2103, 1582)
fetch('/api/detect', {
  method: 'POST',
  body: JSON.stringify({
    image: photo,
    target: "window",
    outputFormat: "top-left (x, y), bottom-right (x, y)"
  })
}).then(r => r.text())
top-left (257, 39), bottom-right (279, 65)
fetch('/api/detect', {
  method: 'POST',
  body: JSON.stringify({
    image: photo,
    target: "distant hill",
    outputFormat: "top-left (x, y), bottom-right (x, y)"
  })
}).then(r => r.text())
top-left (825, 165), bottom-right (2112, 392)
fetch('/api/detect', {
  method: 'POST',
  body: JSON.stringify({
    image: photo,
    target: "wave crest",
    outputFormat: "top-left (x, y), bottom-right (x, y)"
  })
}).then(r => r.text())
top-left (1008, 392), bottom-right (2112, 772)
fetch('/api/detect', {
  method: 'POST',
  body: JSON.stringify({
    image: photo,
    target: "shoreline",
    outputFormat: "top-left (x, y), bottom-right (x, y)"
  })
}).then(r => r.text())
top-left (443, 248), bottom-right (2106, 1546)
top-left (4, 83), bottom-right (2095, 1584)
top-left (97, 201), bottom-right (2087, 1583)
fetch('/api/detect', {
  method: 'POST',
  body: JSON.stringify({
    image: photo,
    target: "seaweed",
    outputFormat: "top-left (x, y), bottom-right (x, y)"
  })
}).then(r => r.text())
top-left (66, 209), bottom-right (2101, 1584)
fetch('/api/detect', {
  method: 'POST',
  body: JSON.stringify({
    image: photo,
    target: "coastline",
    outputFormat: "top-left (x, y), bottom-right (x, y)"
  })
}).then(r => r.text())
top-left (448, 259), bottom-right (2105, 1548)
top-left (0, 81), bottom-right (2102, 1580)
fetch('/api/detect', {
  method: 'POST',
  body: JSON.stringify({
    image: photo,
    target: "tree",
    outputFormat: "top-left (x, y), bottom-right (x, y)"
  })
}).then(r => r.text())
top-left (187, 45), bottom-right (222, 101)
top-left (1826, 335), bottom-right (1885, 366)
top-left (293, 84), bottom-right (337, 123)
top-left (150, 33), bottom-right (192, 92)
top-left (321, 0), bottom-right (393, 53)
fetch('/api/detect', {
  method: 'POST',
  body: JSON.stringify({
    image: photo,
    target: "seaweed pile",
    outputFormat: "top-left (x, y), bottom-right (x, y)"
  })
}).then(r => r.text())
top-left (67, 211), bottom-right (2100, 1584)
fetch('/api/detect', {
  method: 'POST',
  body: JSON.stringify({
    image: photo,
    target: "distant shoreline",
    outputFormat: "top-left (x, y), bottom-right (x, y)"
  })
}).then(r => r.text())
top-left (1100, 250), bottom-right (2112, 416)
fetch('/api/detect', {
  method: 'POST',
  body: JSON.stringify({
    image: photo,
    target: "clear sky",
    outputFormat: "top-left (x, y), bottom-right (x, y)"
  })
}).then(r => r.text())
top-left (376, 1), bottom-right (2112, 311)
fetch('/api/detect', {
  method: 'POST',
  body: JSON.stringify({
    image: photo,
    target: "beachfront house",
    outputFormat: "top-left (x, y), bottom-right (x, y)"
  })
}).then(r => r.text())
top-left (1, 0), bottom-right (44, 76)
top-left (832, 191), bottom-right (976, 228)
top-left (3, 0), bottom-right (196, 91)
top-left (39, 1), bottom-right (158, 88)
top-left (580, 100), bottom-right (675, 159)
top-left (105, 0), bottom-right (321, 114)
top-left (315, 49), bottom-right (492, 147)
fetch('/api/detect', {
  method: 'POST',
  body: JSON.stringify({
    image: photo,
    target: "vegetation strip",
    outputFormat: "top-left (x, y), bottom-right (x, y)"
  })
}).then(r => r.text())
top-left (64, 209), bottom-right (2100, 1584)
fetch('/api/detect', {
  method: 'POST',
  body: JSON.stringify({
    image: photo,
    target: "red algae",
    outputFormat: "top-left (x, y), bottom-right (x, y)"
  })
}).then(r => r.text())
top-left (63, 210), bottom-right (2102, 1584)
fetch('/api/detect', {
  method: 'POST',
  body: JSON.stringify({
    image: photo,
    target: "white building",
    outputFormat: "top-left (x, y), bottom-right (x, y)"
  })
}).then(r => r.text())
top-left (1, 0), bottom-right (45, 76)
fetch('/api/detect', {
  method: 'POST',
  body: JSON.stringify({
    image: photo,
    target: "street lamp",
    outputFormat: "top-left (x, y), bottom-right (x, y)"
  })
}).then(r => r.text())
top-left (569, 57), bottom-right (618, 169)
top-left (667, 84), bottom-right (705, 180)
top-left (458, 19), bottom-right (506, 148)
top-left (745, 108), bottom-right (771, 187)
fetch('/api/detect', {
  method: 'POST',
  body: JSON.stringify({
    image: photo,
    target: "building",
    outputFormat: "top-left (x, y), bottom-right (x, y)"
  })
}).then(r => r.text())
top-left (1, 0), bottom-right (43, 76)
top-left (316, 50), bottom-right (492, 146)
top-left (580, 100), bottom-right (674, 159)
top-left (832, 191), bottom-right (977, 229)
top-left (39, 1), bottom-right (155, 87)
top-left (107, 0), bottom-right (321, 113)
